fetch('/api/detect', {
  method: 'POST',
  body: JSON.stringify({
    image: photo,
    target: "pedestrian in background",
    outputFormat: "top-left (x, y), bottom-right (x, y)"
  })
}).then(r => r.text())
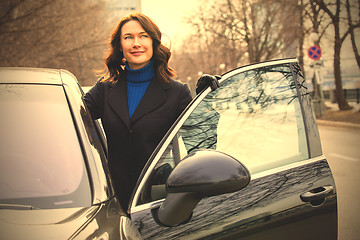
top-left (84, 13), bottom-right (192, 210)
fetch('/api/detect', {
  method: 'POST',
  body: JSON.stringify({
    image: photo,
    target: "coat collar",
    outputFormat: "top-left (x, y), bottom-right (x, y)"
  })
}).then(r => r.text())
top-left (107, 76), bottom-right (171, 128)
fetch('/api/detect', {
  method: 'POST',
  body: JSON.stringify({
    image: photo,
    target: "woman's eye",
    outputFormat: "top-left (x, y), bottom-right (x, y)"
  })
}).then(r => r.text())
top-left (141, 34), bottom-right (148, 38)
top-left (124, 36), bottom-right (132, 40)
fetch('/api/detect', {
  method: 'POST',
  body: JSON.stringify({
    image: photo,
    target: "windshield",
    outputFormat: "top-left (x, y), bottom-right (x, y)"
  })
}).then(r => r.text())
top-left (0, 84), bottom-right (91, 209)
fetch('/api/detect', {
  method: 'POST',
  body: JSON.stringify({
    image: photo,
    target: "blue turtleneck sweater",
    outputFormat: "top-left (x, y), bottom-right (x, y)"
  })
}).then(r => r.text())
top-left (125, 61), bottom-right (155, 118)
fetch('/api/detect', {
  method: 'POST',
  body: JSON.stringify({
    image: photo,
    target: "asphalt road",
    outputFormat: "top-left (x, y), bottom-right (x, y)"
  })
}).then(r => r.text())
top-left (318, 125), bottom-right (360, 240)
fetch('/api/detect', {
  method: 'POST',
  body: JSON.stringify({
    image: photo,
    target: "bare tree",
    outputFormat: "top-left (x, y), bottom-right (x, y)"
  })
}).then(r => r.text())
top-left (242, 0), bottom-right (300, 63)
top-left (171, 0), bottom-right (301, 89)
top-left (171, 1), bottom-right (238, 91)
top-left (194, 0), bottom-right (300, 62)
top-left (314, 0), bottom-right (360, 110)
top-left (0, 0), bottom-right (109, 86)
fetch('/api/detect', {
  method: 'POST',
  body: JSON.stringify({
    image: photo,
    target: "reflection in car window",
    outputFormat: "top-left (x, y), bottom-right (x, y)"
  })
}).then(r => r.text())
top-left (0, 84), bottom-right (91, 209)
top-left (181, 65), bottom-right (308, 173)
top-left (137, 64), bottom-right (308, 205)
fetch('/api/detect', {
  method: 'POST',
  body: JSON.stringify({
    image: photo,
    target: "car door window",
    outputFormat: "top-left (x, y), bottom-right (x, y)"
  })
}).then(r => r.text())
top-left (136, 63), bottom-right (308, 206)
top-left (137, 134), bottom-right (187, 204)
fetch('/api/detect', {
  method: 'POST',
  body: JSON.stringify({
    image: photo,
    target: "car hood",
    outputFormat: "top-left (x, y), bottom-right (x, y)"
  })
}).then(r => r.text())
top-left (0, 205), bottom-right (100, 239)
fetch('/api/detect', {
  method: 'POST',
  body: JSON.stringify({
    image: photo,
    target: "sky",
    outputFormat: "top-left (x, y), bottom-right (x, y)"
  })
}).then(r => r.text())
top-left (141, 0), bottom-right (203, 49)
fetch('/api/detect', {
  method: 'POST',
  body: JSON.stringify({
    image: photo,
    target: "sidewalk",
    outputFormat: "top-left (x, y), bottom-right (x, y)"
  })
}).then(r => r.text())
top-left (316, 102), bottom-right (360, 129)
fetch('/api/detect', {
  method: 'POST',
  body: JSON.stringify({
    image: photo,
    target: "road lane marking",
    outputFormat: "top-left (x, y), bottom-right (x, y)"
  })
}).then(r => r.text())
top-left (328, 153), bottom-right (359, 162)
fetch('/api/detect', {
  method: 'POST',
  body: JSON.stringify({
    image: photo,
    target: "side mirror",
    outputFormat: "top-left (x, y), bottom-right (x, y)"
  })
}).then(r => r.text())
top-left (153, 149), bottom-right (250, 226)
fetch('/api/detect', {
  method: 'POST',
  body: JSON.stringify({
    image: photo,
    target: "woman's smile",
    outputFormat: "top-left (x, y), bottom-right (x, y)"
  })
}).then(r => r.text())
top-left (131, 51), bottom-right (145, 56)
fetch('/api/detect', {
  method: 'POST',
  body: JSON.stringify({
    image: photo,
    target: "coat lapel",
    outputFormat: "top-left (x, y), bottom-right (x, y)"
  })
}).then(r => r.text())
top-left (107, 79), bottom-right (131, 128)
top-left (131, 78), bottom-right (169, 123)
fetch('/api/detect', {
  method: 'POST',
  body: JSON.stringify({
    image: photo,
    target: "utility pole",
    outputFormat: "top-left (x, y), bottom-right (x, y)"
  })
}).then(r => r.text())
top-left (308, 33), bottom-right (326, 117)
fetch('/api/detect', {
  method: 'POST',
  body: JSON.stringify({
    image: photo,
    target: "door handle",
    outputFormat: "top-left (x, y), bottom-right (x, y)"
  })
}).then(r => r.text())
top-left (300, 185), bottom-right (334, 205)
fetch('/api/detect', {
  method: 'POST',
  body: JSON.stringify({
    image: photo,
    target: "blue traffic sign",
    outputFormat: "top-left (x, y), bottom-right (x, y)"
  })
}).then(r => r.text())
top-left (308, 45), bottom-right (321, 60)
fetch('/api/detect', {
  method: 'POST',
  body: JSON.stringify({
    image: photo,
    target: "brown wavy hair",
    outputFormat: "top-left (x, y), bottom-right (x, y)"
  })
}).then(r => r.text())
top-left (103, 13), bottom-right (175, 83)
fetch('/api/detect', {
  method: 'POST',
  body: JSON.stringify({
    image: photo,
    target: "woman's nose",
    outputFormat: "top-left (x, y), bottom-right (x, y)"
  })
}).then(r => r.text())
top-left (133, 37), bottom-right (141, 47)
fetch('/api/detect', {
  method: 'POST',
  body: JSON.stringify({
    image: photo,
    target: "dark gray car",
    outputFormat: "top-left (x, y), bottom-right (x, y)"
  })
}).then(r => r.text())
top-left (0, 58), bottom-right (337, 240)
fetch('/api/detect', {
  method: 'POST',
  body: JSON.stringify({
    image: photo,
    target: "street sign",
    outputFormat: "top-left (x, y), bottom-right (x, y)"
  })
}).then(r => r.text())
top-left (308, 45), bottom-right (321, 60)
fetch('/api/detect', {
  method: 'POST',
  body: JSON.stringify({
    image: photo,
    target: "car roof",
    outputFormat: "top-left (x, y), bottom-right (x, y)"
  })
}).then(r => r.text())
top-left (0, 67), bottom-right (74, 85)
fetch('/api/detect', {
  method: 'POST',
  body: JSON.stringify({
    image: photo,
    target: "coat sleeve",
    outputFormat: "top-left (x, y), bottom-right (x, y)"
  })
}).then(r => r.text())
top-left (177, 83), bottom-right (193, 116)
top-left (84, 79), bottom-right (106, 120)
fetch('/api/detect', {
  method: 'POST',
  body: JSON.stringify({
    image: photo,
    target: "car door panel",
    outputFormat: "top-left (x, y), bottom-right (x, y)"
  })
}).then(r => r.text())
top-left (131, 158), bottom-right (336, 239)
top-left (130, 59), bottom-right (337, 239)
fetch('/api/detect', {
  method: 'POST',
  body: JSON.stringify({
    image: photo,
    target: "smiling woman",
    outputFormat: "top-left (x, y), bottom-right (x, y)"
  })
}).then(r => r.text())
top-left (84, 12), bottom-right (193, 210)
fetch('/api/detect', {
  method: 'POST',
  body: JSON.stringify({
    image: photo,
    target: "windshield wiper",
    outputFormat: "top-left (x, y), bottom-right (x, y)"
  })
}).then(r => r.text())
top-left (0, 203), bottom-right (38, 210)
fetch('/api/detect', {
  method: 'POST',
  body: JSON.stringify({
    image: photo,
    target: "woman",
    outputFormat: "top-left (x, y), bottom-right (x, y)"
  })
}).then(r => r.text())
top-left (84, 13), bottom-right (193, 210)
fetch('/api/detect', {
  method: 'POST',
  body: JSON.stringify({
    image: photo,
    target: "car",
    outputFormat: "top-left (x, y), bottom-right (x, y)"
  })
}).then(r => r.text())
top-left (0, 58), bottom-right (337, 240)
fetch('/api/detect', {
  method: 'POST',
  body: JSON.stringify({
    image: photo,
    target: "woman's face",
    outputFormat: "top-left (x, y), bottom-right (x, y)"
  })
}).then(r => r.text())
top-left (120, 20), bottom-right (153, 70)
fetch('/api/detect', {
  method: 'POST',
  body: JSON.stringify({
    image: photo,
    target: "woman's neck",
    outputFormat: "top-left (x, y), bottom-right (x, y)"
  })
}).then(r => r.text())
top-left (125, 60), bottom-right (155, 83)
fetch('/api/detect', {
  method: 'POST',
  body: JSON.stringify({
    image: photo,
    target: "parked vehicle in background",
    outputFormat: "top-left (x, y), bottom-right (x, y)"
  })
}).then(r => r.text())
top-left (0, 58), bottom-right (337, 239)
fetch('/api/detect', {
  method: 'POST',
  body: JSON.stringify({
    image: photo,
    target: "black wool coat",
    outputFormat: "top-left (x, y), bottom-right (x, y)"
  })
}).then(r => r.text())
top-left (84, 75), bottom-right (192, 209)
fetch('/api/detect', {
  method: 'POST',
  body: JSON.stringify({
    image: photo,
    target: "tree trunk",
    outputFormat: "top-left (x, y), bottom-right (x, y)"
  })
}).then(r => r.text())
top-left (346, 0), bottom-right (360, 69)
top-left (298, 0), bottom-right (305, 75)
top-left (333, 24), bottom-right (352, 110)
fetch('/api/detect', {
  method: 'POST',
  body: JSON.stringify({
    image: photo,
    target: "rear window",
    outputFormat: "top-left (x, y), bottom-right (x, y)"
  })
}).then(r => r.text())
top-left (0, 84), bottom-right (91, 208)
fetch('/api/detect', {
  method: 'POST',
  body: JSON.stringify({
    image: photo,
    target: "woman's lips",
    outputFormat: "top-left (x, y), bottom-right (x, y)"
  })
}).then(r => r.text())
top-left (131, 51), bottom-right (144, 56)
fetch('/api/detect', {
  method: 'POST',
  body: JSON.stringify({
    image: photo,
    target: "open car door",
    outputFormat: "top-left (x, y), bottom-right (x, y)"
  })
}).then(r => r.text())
top-left (129, 59), bottom-right (337, 240)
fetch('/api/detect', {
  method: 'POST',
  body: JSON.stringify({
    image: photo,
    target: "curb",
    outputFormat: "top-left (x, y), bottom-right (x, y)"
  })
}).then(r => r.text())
top-left (316, 119), bottom-right (360, 129)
